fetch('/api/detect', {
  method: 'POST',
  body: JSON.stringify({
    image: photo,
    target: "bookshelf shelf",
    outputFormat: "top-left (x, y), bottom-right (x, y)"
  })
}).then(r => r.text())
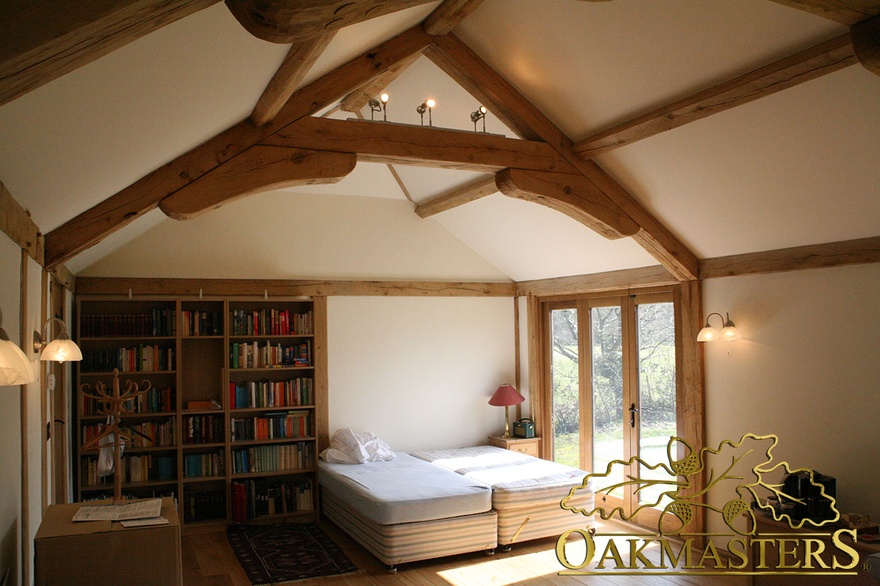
top-left (75, 295), bottom-right (327, 531)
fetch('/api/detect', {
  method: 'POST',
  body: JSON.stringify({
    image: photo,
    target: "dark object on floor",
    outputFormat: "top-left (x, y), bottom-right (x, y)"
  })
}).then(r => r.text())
top-left (227, 522), bottom-right (358, 584)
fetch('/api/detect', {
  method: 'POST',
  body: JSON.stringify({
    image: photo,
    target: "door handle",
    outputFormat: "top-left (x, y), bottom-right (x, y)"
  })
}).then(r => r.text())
top-left (629, 403), bottom-right (639, 428)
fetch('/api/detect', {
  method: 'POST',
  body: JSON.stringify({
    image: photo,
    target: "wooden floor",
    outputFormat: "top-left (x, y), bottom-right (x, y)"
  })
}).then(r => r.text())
top-left (182, 519), bottom-right (751, 586)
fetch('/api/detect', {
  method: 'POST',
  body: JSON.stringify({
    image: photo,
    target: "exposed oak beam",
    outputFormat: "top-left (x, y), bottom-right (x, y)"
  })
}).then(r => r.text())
top-left (159, 147), bottom-right (356, 219)
top-left (44, 25), bottom-right (433, 268)
top-left (75, 276), bottom-right (515, 297)
top-left (340, 52), bottom-right (422, 113)
top-left (852, 14), bottom-right (880, 76)
top-left (263, 116), bottom-right (579, 173)
top-left (769, 0), bottom-right (880, 26)
top-left (251, 32), bottom-right (337, 126)
top-left (496, 169), bottom-right (639, 240)
top-left (425, 33), bottom-right (700, 281)
top-left (225, 0), bottom-right (433, 43)
top-left (515, 266), bottom-right (678, 297)
top-left (415, 175), bottom-right (497, 218)
top-left (572, 34), bottom-right (857, 159)
top-left (0, 179), bottom-right (43, 263)
top-left (423, 0), bottom-right (486, 35)
top-left (699, 235), bottom-right (880, 279)
top-left (0, 0), bottom-right (218, 108)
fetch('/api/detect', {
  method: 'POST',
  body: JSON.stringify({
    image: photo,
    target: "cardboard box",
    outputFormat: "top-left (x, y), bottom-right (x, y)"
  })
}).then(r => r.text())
top-left (34, 497), bottom-right (182, 586)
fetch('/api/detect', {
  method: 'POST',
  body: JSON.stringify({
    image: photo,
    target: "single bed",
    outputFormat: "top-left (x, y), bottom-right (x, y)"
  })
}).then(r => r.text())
top-left (318, 452), bottom-right (497, 568)
top-left (411, 445), bottom-right (593, 546)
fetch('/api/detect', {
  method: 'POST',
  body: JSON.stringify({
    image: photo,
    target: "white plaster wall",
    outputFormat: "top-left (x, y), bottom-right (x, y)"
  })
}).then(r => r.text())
top-left (327, 296), bottom-right (516, 452)
top-left (704, 263), bottom-right (880, 534)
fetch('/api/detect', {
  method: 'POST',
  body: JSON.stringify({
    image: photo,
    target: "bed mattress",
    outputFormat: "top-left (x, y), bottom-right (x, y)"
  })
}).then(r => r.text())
top-left (318, 451), bottom-right (492, 525)
top-left (411, 445), bottom-right (590, 510)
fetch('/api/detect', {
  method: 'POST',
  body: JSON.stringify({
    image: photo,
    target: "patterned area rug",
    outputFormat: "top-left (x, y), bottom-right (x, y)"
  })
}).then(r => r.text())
top-left (227, 523), bottom-right (359, 584)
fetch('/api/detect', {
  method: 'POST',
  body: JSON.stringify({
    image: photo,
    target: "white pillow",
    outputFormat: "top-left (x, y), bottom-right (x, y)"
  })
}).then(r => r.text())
top-left (320, 428), bottom-right (395, 464)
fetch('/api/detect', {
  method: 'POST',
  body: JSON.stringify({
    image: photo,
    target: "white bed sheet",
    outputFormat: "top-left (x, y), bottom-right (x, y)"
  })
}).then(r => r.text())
top-left (318, 452), bottom-right (492, 525)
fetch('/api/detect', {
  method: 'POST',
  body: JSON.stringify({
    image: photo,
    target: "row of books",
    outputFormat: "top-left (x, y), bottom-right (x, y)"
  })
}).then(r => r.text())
top-left (183, 489), bottom-right (226, 523)
top-left (229, 309), bottom-right (313, 337)
top-left (232, 442), bottom-right (314, 474)
top-left (181, 310), bottom-right (222, 336)
top-left (81, 386), bottom-right (175, 416)
top-left (229, 341), bottom-right (311, 369)
top-left (229, 378), bottom-right (314, 410)
top-left (230, 411), bottom-right (311, 442)
top-left (230, 477), bottom-right (313, 522)
top-left (183, 414), bottom-right (224, 445)
top-left (81, 345), bottom-right (176, 373)
top-left (81, 454), bottom-right (175, 487)
top-left (81, 420), bottom-right (175, 448)
top-left (80, 309), bottom-right (176, 338)
top-left (183, 452), bottom-right (224, 478)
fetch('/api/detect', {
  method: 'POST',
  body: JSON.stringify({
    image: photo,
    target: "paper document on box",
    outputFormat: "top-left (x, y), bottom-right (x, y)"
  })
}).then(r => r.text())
top-left (72, 498), bottom-right (163, 522)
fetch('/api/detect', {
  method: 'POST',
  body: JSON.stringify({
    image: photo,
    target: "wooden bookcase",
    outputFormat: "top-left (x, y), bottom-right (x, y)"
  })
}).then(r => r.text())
top-left (74, 295), bottom-right (328, 532)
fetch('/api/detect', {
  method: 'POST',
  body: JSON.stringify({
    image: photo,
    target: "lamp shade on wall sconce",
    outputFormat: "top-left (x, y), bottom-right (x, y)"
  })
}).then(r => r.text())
top-left (0, 307), bottom-right (35, 386)
top-left (33, 317), bottom-right (82, 363)
top-left (489, 383), bottom-right (524, 438)
top-left (697, 312), bottom-right (741, 342)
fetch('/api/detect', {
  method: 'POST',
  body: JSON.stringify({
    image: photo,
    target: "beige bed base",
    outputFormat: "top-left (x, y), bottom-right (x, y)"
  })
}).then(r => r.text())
top-left (321, 488), bottom-right (498, 569)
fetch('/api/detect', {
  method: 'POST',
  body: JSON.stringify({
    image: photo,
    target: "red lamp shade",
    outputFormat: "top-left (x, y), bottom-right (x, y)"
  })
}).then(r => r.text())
top-left (489, 384), bottom-right (524, 407)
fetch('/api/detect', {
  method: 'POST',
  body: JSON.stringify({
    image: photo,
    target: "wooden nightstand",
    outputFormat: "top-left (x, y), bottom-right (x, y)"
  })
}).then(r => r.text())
top-left (488, 435), bottom-right (540, 457)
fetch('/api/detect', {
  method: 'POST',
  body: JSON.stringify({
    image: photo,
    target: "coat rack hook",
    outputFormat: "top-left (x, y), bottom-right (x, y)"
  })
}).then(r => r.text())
top-left (199, 288), bottom-right (203, 299)
top-left (128, 288), bottom-right (132, 299)
top-left (264, 289), bottom-right (268, 300)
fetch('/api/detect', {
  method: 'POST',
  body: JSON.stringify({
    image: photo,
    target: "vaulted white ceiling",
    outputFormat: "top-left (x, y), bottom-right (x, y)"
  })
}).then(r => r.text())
top-left (0, 1), bottom-right (877, 282)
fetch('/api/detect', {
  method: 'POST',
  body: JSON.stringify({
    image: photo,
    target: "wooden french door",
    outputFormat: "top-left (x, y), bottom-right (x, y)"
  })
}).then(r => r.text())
top-left (543, 289), bottom-right (684, 532)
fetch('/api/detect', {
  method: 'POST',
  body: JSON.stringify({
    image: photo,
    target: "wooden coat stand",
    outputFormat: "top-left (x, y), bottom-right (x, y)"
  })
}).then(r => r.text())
top-left (80, 369), bottom-right (152, 503)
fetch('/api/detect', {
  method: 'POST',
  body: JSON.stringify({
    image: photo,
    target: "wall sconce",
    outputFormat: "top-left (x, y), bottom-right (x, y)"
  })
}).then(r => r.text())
top-left (470, 106), bottom-right (487, 132)
top-left (489, 383), bottom-right (524, 438)
top-left (0, 306), bottom-right (35, 385)
top-left (368, 92), bottom-right (390, 121)
top-left (416, 98), bottom-right (436, 126)
top-left (33, 318), bottom-right (83, 363)
top-left (697, 312), bottom-right (741, 342)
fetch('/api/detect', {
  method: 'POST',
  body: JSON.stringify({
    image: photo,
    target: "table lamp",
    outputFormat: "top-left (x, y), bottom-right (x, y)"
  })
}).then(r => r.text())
top-left (489, 383), bottom-right (524, 438)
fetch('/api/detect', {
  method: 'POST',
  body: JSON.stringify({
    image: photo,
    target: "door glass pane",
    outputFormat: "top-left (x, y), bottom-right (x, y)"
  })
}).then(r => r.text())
top-left (550, 308), bottom-right (579, 467)
top-left (591, 306), bottom-right (623, 496)
top-left (636, 302), bottom-right (677, 508)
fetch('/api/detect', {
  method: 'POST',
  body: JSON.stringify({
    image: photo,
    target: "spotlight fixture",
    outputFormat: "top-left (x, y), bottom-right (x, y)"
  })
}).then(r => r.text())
top-left (417, 98), bottom-right (436, 126)
top-left (470, 105), bottom-right (488, 132)
top-left (697, 312), bottom-right (741, 342)
top-left (369, 93), bottom-right (390, 121)
top-left (368, 98), bottom-right (381, 121)
top-left (380, 92), bottom-right (389, 121)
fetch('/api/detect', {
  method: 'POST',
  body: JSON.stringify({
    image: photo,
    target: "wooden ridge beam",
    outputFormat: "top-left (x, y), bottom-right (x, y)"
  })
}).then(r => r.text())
top-left (425, 33), bottom-right (700, 281)
top-left (263, 116), bottom-right (579, 173)
top-left (0, 0), bottom-right (218, 108)
top-left (251, 32), bottom-right (337, 126)
top-left (699, 235), bottom-right (880, 279)
top-left (415, 175), bottom-right (497, 218)
top-left (224, 0), bottom-right (433, 43)
top-left (44, 25), bottom-right (433, 268)
top-left (852, 14), bottom-right (880, 76)
top-left (496, 169), bottom-right (639, 239)
top-left (769, 0), bottom-right (880, 26)
top-left (572, 34), bottom-right (857, 159)
top-left (423, 0), bottom-right (486, 35)
top-left (75, 276), bottom-right (515, 297)
top-left (159, 146), bottom-right (356, 220)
